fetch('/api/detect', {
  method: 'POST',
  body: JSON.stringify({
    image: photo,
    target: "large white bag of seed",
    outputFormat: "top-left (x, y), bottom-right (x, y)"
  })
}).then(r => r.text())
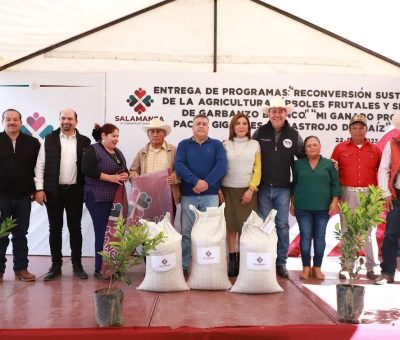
top-left (138, 213), bottom-right (189, 292)
top-left (187, 203), bottom-right (232, 290)
top-left (230, 210), bottom-right (283, 294)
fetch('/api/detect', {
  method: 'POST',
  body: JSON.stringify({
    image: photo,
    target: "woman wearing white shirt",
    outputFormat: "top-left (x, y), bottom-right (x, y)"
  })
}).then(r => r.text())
top-left (219, 113), bottom-right (261, 277)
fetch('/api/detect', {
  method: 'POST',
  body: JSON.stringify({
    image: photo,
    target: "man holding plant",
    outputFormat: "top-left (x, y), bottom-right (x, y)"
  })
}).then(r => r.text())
top-left (331, 114), bottom-right (382, 280)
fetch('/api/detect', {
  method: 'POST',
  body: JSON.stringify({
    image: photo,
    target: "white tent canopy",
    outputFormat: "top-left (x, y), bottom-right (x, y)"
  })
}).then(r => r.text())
top-left (0, 0), bottom-right (161, 67)
top-left (267, 0), bottom-right (400, 64)
top-left (0, 0), bottom-right (399, 75)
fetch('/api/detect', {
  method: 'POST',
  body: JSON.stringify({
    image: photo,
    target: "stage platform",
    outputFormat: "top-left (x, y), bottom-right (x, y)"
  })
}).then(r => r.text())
top-left (1, 255), bottom-right (399, 339)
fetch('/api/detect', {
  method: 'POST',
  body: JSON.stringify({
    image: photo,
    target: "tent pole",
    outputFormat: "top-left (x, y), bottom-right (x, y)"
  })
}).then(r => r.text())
top-left (213, 0), bottom-right (218, 73)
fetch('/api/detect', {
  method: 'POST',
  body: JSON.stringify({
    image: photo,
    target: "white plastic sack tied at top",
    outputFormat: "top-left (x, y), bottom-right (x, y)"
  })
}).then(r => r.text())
top-left (187, 203), bottom-right (232, 290)
top-left (230, 209), bottom-right (283, 294)
top-left (137, 213), bottom-right (189, 292)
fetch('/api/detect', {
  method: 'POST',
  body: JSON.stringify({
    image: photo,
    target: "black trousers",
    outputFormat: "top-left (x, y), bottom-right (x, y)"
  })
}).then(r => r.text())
top-left (45, 185), bottom-right (84, 265)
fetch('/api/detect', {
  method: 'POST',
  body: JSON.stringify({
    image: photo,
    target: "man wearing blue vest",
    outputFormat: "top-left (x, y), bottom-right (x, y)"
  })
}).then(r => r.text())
top-left (253, 97), bottom-right (304, 278)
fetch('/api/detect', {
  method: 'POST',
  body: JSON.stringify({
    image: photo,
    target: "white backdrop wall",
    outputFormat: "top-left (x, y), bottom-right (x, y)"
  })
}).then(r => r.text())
top-left (1, 71), bottom-right (399, 257)
top-left (0, 72), bottom-right (104, 256)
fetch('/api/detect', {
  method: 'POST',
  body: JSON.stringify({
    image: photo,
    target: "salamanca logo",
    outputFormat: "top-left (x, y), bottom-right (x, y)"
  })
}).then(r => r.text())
top-left (126, 88), bottom-right (154, 114)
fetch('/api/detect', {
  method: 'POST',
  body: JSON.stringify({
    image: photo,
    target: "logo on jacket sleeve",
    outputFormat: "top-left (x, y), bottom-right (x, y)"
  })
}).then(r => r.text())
top-left (283, 139), bottom-right (293, 148)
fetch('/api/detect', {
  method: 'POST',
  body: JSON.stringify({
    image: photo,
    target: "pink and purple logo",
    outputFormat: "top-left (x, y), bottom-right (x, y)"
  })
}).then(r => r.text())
top-left (21, 112), bottom-right (53, 139)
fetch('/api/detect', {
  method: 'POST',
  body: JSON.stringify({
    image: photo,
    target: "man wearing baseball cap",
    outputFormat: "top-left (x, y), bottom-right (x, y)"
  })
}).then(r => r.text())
top-left (331, 114), bottom-right (382, 280)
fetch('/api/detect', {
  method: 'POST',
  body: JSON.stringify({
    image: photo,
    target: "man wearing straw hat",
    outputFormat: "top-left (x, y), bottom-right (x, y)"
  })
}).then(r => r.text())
top-left (129, 118), bottom-right (180, 209)
top-left (253, 97), bottom-right (304, 278)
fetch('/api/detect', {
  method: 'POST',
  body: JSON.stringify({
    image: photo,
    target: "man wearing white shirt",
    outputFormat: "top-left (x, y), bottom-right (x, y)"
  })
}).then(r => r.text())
top-left (376, 113), bottom-right (400, 285)
top-left (35, 108), bottom-right (91, 281)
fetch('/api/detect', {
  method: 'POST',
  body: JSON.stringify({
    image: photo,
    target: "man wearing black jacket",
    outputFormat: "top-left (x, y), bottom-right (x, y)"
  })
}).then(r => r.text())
top-left (0, 109), bottom-right (40, 282)
top-left (34, 108), bottom-right (91, 281)
top-left (253, 97), bottom-right (304, 278)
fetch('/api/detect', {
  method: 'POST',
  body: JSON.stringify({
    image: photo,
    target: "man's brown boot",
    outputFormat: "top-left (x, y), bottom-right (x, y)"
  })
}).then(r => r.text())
top-left (15, 269), bottom-right (36, 282)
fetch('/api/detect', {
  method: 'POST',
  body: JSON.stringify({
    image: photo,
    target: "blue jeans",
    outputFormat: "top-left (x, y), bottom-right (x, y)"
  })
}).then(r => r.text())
top-left (85, 191), bottom-right (113, 272)
top-left (295, 208), bottom-right (329, 267)
top-left (381, 199), bottom-right (400, 276)
top-left (181, 195), bottom-right (219, 270)
top-left (0, 195), bottom-right (32, 273)
top-left (258, 184), bottom-right (290, 266)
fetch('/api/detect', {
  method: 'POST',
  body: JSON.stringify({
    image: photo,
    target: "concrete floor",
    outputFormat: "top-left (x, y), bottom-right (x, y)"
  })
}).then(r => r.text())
top-left (1, 255), bottom-right (399, 329)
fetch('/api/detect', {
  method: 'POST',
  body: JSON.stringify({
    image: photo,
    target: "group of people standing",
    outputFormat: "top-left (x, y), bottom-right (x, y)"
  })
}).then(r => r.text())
top-left (0, 108), bottom-right (127, 282)
top-left (0, 98), bottom-right (398, 285)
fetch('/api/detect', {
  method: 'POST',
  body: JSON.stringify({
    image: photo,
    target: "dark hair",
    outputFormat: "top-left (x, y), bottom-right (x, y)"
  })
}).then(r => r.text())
top-left (193, 114), bottom-right (209, 122)
top-left (304, 135), bottom-right (321, 147)
top-left (92, 123), bottom-right (119, 142)
top-left (228, 113), bottom-right (251, 140)
top-left (2, 108), bottom-right (22, 120)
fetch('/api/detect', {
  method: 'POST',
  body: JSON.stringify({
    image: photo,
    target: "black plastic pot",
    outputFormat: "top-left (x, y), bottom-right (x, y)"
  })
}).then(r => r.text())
top-left (336, 284), bottom-right (365, 323)
top-left (94, 288), bottom-right (124, 327)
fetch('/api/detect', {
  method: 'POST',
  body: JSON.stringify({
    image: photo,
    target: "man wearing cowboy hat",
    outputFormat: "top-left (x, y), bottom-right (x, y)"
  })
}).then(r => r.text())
top-left (129, 118), bottom-right (180, 208)
top-left (331, 114), bottom-right (382, 281)
top-left (253, 97), bottom-right (304, 278)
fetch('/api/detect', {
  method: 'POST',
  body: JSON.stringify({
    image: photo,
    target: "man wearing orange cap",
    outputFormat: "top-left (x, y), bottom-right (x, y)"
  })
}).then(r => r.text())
top-left (331, 114), bottom-right (382, 280)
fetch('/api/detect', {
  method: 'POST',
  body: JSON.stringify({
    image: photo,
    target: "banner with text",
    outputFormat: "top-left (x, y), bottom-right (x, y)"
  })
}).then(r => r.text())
top-left (106, 72), bottom-right (399, 257)
top-left (106, 72), bottom-right (399, 163)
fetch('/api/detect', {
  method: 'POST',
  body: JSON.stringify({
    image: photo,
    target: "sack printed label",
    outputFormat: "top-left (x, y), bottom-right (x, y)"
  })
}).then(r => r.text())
top-left (150, 253), bottom-right (177, 272)
top-left (283, 139), bottom-right (293, 148)
top-left (196, 246), bottom-right (221, 265)
top-left (246, 252), bottom-right (272, 271)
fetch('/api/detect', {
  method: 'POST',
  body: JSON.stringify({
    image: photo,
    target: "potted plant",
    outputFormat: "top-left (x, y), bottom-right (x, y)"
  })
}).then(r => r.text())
top-left (334, 185), bottom-right (385, 323)
top-left (0, 216), bottom-right (17, 238)
top-left (95, 216), bottom-right (164, 327)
